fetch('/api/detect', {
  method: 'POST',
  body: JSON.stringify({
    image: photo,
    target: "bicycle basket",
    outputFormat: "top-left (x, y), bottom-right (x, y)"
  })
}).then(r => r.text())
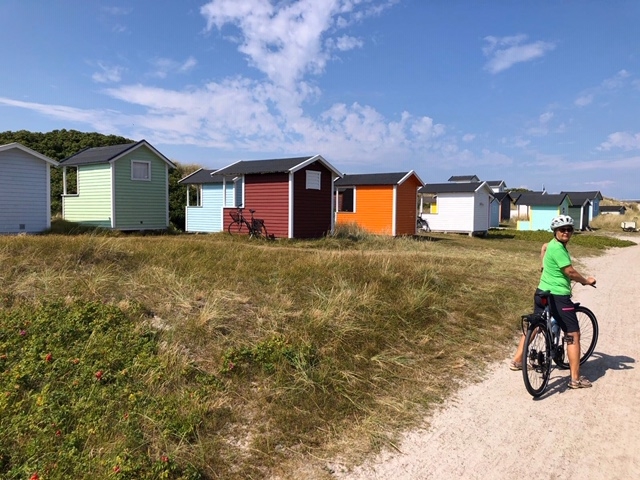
top-left (230, 211), bottom-right (240, 222)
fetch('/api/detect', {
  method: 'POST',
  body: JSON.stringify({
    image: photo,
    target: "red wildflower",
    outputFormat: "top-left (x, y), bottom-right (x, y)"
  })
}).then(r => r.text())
top-left (29, 473), bottom-right (39, 480)
top-left (161, 455), bottom-right (169, 463)
top-left (45, 353), bottom-right (53, 363)
top-left (113, 465), bottom-right (121, 473)
top-left (95, 370), bottom-right (103, 380)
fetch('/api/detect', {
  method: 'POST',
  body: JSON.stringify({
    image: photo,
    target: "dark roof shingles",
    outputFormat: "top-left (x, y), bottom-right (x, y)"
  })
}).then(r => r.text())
top-left (178, 169), bottom-right (224, 184)
top-left (513, 193), bottom-right (570, 206)
top-left (419, 182), bottom-right (486, 194)
top-left (60, 143), bottom-right (138, 166)
top-left (335, 172), bottom-right (411, 186)
top-left (213, 157), bottom-right (313, 176)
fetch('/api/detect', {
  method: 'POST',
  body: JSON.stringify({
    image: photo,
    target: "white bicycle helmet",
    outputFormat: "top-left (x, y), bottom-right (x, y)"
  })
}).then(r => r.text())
top-left (550, 214), bottom-right (574, 231)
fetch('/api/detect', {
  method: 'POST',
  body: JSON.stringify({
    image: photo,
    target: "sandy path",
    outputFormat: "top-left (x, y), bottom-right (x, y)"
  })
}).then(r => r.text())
top-left (337, 237), bottom-right (640, 480)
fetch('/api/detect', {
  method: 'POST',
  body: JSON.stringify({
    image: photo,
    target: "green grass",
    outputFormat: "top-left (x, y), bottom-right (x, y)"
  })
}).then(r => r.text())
top-left (0, 226), bottom-right (634, 479)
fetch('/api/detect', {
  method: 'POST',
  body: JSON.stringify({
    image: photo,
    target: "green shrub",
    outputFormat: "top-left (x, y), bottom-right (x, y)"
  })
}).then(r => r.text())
top-left (0, 301), bottom-right (208, 479)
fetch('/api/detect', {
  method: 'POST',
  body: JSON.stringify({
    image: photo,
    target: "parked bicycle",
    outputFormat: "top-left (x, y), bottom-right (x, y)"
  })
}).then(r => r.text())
top-left (228, 208), bottom-right (272, 239)
top-left (521, 289), bottom-right (599, 398)
top-left (417, 216), bottom-right (430, 232)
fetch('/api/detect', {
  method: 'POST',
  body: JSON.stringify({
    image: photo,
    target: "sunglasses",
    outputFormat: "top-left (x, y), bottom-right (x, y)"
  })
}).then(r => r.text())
top-left (557, 227), bottom-right (574, 233)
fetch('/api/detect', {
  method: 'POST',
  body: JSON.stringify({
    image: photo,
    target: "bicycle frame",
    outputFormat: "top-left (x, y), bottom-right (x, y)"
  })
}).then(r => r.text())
top-left (522, 295), bottom-right (564, 363)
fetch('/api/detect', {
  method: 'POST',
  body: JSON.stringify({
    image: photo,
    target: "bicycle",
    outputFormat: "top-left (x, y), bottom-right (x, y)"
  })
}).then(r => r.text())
top-left (417, 216), bottom-right (430, 232)
top-left (521, 289), bottom-right (599, 398)
top-left (227, 207), bottom-right (271, 239)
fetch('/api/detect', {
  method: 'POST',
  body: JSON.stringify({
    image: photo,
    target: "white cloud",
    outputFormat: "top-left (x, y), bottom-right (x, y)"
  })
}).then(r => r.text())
top-left (598, 131), bottom-right (640, 151)
top-left (330, 35), bottom-right (364, 52)
top-left (199, 0), bottom-right (394, 88)
top-left (150, 56), bottom-right (198, 78)
top-left (410, 116), bottom-right (445, 141)
top-left (0, 97), bottom-right (119, 133)
top-left (201, 0), bottom-right (333, 88)
top-left (539, 112), bottom-right (553, 124)
top-left (566, 156), bottom-right (640, 171)
top-left (462, 134), bottom-right (475, 142)
top-left (0, 1), bottom-right (456, 169)
top-left (574, 70), bottom-right (633, 107)
top-left (512, 137), bottom-right (530, 148)
top-left (525, 111), bottom-right (554, 136)
top-left (92, 63), bottom-right (124, 83)
top-left (479, 149), bottom-right (512, 166)
top-left (574, 94), bottom-right (593, 107)
top-left (179, 56), bottom-right (198, 73)
top-left (483, 34), bottom-right (555, 74)
top-left (602, 69), bottom-right (630, 89)
top-left (584, 179), bottom-right (616, 188)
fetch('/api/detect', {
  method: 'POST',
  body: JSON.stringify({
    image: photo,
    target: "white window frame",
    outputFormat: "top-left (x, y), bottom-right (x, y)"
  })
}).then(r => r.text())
top-left (187, 184), bottom-right (202, 207)
top-left (306, 170), bottom-right (321, 190)
top-left (131, 160), bottom-right (151, 181)
top-left (336, 187), bottom-right (356, 212)
top-left (223, 176), bottom-right (244, 207)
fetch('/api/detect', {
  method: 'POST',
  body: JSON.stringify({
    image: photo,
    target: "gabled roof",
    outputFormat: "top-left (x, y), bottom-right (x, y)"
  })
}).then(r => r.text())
top-left (448, 174), bottom-right (480, 182)
top-left (178, 168), bottom-right (224, 184)
top-left (213, 154), bottom-right (342, 177)
top-left (560, 191), bottom-right (603, 203)
top-left (59, 140), bottom-right (175, 168)
top-left (419, 181), bottom-right (493, 195)
top-left (600, 205), bottom-right (627, 213)
top-left (0, 142), bottom-right (59, 166)
top-left (493, 191), bottom-right (514, 201)
top-left (486, 180), bottom-right (507, 188)
top-left (513, 192), bottom-right (571, 206)
top-left (334, 170), bottom-right (424, 187)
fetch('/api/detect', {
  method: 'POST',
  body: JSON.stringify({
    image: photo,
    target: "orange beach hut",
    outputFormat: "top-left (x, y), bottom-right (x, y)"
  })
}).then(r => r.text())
top-left (335, 171), bottom-right (424, 236)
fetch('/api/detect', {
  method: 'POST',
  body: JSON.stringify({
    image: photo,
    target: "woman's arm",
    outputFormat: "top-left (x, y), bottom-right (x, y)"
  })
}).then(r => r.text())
top-left (562, 265), bottom-right (596, 286)
top-left (540, 242), bottom-right (548, 271)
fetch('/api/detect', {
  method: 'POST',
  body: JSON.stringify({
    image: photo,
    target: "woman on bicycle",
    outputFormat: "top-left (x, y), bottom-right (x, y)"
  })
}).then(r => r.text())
top-left (511, 215), bottom-right (596, 389)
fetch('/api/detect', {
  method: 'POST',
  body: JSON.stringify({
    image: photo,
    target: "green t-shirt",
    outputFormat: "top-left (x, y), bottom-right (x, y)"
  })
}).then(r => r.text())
top-left (538, 238), bottom-right (572, 295)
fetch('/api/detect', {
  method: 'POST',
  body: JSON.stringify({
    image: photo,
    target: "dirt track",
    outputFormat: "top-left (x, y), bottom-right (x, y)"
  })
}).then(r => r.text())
top-left (337, 236), bottom-right (640, 480)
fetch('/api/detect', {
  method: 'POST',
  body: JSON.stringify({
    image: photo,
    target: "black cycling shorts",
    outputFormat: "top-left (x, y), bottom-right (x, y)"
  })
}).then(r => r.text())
top-left (533, 289), bottom-right (580, 333)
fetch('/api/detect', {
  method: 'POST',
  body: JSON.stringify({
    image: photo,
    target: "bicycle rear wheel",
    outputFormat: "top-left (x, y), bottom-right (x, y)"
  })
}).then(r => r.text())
top-left (250, 221), bottom-right (269, 239)
top-left (522, 325), bottom-right (552, 398)
top-left (228, 220), bottom-right (244, 235)
top-left (556, 305), bottom-right (599, 369)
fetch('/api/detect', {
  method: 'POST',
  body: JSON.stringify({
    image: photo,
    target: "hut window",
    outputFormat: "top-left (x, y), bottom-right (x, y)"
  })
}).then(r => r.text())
top-left (306, 170), bottom-right (321, 190)
top-left (337, 187), bottom-right (355, 212)
top-left (132, 161), bottom-right (151, 181)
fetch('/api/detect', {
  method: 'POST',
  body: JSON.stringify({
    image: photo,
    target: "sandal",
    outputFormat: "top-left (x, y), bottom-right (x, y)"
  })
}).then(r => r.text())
top-left (509, 361), bottom-right (522, 371)
top-left (568, 376), bottom-right (592, 389)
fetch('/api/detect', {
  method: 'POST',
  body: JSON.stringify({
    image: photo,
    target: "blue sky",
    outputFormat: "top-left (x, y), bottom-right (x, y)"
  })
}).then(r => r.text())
top-left (1, 0), bottom-right (639, 199)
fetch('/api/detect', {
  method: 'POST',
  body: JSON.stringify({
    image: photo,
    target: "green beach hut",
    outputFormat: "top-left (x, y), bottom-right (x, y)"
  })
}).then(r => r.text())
top-left (60, 140), bottom-right (175, 230)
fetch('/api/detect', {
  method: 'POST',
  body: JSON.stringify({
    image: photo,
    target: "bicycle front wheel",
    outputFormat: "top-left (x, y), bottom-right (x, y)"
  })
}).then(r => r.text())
top-left (557, 306), bottom-right (599, 369)
top-left (228, 220), bottom-right (243, 235)
top-left (522, 325), bottom-right (552, 398)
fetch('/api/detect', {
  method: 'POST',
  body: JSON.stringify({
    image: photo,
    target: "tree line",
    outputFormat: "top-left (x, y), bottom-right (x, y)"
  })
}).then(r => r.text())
top-left (0, 129), bottom-right (200, 231)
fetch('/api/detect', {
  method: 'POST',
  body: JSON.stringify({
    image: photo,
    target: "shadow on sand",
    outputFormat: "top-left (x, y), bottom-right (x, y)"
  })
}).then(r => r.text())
top-left (530, 351), bottom-right (635, 401)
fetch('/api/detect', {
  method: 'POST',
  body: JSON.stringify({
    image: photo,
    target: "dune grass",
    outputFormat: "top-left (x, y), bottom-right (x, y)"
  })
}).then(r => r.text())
top-left (0, 224), bottom-right (634, 479)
